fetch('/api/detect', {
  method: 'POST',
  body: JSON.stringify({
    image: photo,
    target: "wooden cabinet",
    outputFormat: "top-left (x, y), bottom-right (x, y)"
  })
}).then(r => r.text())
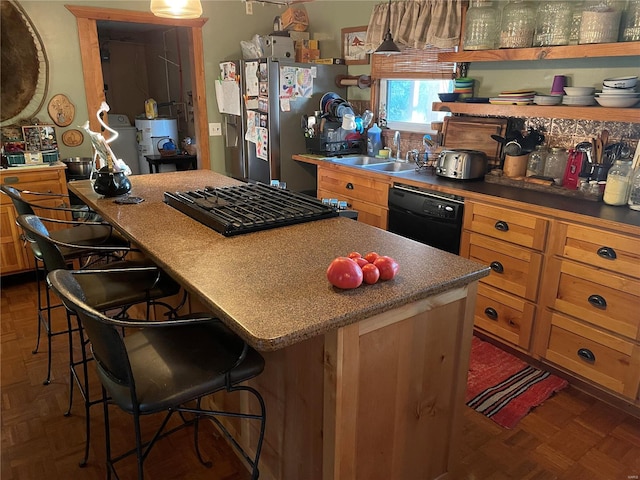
top-left (317, 165), bottom-right (390, 230)
top-left (460, 201), bottom-right (548, 350)
top-left (536, 222), bottom-right (640, 402)
top-left (0, 166), bottom-right (70, 275)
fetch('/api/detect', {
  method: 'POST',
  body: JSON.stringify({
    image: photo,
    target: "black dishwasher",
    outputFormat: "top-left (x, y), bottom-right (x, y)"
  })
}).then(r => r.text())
top-left (388, 183), bottom-right (464, 254)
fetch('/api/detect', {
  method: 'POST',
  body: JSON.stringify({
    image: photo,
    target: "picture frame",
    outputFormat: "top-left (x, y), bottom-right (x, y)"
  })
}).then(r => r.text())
top-left (342, 26), bottom-right (369, 65)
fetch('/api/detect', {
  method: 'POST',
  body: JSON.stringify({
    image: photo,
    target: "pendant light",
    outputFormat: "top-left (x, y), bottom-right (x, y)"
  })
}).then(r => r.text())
top-left (150, 0), bottom-right (203, 19)
top-left (374, 0), bottom-right (401, 55)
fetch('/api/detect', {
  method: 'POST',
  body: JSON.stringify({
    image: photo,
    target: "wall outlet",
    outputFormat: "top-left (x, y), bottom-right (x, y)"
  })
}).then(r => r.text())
top-left (245, 1), bottom-right (253, 15)
top-left (209, 122), bottom-right (222, 136)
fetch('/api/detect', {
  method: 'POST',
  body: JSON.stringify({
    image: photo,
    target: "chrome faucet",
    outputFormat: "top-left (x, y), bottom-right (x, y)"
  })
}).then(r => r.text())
top-left (393, 131), bottom-right (401, 161)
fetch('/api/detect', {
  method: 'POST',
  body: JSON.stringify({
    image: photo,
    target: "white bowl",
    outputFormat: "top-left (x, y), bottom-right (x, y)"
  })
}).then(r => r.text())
top-left (534, 95), bottom-right (563, 105)
top-left (564, 86), bottom-right (595, 96)
top-left (602, 76), bottom-right (638, 88)
top-left (594, 96), bottom-right (640, 108)
top-left (602, 85), bottom-right (636, 92)
top-left (596, 91), bottom-right (640, 96)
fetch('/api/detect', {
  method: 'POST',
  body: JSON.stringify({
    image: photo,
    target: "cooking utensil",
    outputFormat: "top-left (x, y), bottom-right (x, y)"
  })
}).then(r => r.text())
top-left (503, 140), bottom-right (522, 156)
top-left (576, 141), bottom-right (593, 164)
top-left (600, 129), bottom-right (609, 147)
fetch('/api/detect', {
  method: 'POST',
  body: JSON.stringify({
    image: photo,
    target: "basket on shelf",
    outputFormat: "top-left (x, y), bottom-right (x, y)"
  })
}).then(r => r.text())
top-left (156, 138), bottom-right (178, 157)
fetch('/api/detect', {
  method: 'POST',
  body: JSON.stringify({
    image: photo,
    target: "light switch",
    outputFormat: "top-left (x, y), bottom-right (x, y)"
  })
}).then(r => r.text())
top-left (209, 123), bottom-right (222, 136)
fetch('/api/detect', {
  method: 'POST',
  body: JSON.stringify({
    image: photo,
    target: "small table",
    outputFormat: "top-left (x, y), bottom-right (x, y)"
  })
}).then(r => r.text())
top-left (144, 154), bottom-right (197, 174)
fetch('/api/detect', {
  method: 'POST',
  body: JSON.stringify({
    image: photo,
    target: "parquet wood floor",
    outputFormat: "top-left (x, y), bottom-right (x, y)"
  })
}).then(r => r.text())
top-left (2, 273), bottom-right (639, 480)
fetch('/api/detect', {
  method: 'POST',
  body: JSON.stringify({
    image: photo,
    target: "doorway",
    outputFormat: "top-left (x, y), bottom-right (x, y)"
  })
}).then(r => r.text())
top-left (66, 5), bottom-right (210, 170)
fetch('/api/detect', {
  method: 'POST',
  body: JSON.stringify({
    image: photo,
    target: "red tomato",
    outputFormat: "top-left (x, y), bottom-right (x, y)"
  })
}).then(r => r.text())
top-left (361, 263), bottom-right (380, 284)
top-left (355, 257), bottom-right (369, 268)
top-left (327, 257), bottom-right (363, 289)
top-left (364, 251), bottom-right (379, 263)
top-left (348, 251), bottom-right (362, 260)
top-left (373, 256), bottom-right (399, 281)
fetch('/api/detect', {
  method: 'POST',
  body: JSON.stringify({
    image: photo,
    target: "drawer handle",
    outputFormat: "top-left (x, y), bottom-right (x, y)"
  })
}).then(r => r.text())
top-left (3, 176), bottom-right (19, 184)
top-left (494, 220), bottom-right (509, 232)
top-left (489, 261), bottom-right (504, 274)
top-left (596, 246), bottom-right (617, 260)
top-left (484, 307), bottom-right (498, 321)
top-left (577, 348), bottom-right (596, 363)
top-left (587, 294), bottom-right (607, 310)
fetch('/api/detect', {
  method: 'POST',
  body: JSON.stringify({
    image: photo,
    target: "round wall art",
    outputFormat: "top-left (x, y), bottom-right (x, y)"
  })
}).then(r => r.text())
top-left (0, 1), bottom-right (49, 125)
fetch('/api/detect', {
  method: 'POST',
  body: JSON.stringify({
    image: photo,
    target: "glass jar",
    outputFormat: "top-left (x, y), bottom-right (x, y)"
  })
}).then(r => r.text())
top-left (542, 147), bottom-right (568, 185)
top-left (499, 0), bottom-right (536, 48)
top-left (464, 0), bottom-right (500, 50)
top-left (579, 0), bottom-right (624, 44)
top-left (620, 0), bottom-right (640, 41)
top-left (534, 1), bottom-right (573, 46)
top-left (603, 159), bottom-right (632, 205)
top-left (526, 145), bottom-right (549, 177)
top-left (628, 165), bottom-right (640, 210)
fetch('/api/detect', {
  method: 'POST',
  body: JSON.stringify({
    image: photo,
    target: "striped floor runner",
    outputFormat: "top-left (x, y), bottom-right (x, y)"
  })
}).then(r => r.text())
top-left (465, 336), bottom-right (568, 429)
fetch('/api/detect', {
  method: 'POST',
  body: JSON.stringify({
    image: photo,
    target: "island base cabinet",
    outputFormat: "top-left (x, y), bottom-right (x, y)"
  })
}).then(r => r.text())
top-left (202, 284), bottom-right (478, 480)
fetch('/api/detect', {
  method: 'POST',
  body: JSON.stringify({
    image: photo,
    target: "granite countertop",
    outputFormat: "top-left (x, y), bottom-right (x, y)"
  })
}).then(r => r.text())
top-left (68, 171), bottom-right (489, 352)
top-left (294, 154), bottom-right (640, 231)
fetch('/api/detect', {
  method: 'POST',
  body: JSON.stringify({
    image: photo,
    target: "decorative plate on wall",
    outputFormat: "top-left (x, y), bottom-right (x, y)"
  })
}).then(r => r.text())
top-left (61, 129), bottom-right (84, 147)
top-left (48, 94), bottom-right (75, 127)
top-left (0, 1), bottom-right (49, 125)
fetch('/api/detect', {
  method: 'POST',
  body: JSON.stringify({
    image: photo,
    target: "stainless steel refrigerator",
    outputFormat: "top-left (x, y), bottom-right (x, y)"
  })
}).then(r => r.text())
top-left (219, 58), bottom-right (347, 194)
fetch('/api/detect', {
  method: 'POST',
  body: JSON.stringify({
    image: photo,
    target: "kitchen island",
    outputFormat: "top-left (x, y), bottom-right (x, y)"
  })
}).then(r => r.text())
top-left (68, 170), bottom-right (489, 480)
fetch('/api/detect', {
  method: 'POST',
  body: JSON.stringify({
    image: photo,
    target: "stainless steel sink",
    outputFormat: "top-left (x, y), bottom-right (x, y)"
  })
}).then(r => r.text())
top-left (330, 156), bottom-right (391, 166)
top-left (361, 162), bottom-right (417, 173)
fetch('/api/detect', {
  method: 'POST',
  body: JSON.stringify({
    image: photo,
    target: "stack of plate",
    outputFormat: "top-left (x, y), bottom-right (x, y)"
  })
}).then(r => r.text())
top-left (533, 95), bottom-right (562, 106)
top-left (453, 78), bottom-right (474, 99)
top-left (595, 76), bottom-right (639, 108)
top-left (489, 90), bottom-right (536, 105)
top-left (561, 86), bottom-right (596, 106)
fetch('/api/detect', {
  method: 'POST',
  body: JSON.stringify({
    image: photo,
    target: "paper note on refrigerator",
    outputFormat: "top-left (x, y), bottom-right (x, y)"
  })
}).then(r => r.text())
top-left (256, 127), bottom-right (268, 161)
top-left (245, 62), bottom-right (259, 97)
top-left (215, 80), bottom-right (241, 116)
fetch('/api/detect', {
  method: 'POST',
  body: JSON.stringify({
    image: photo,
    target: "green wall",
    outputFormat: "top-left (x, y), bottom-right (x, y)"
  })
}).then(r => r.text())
top-left (9, 1), bottom-right (639, 174)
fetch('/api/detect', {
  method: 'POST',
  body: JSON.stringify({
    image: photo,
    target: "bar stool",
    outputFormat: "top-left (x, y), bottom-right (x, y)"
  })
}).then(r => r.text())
top-left (48, 268), bottom-right (266, 480)
top-left (16, 213), bottom-right (184, 467)
top-left (2, 185), bottom-right (130, 384)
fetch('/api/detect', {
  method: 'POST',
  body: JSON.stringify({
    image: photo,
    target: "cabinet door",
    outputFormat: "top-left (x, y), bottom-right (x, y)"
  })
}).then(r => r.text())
top-left (0, 204), bottom-right (29, 274)
top-left (462, 231), bottom-right (542, 302)
top-left (544, 310), bottom-right (640, 399)
top-left (463, 201), bottom-right (548, 251)
top-left (550, 222), bottom-right (640, 280)
top-left (474, 283), bottom-right (535, 350)
top-left (545, 257), bottom-right (640, 341)
top-left (318, 188), bottom-right (388, 229)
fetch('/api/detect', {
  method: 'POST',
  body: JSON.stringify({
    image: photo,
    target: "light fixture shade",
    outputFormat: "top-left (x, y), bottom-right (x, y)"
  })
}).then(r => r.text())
top-left (150, 0), bottom-right (203, 19)
top-left (375, 31), bottom-right (401, 55)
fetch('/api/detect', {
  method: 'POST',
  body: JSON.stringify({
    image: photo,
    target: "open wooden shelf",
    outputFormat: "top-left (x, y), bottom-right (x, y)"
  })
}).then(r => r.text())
top-left (438, 41), bottom-right (640, 62)
top-left (432, 102), bottom-right (640, 122)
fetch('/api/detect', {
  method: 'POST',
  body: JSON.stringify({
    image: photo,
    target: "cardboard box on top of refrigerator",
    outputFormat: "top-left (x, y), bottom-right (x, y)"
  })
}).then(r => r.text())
top-left (280, 6), bottom-right (309, 32)
top-left (294, 39), bottom-right (319, 50)
top-left (295, 47), bottom-right (320, 63)
top-left (313, 58), bottom-right (346, 65)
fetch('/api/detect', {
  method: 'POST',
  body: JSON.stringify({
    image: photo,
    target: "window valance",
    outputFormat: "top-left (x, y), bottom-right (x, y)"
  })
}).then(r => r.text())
top-left (364, 0), bottom-right (463, 52)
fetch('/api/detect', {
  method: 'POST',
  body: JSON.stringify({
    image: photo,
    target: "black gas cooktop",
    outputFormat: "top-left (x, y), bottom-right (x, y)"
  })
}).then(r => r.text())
top-left (164, 183), bottom-right (338, 236)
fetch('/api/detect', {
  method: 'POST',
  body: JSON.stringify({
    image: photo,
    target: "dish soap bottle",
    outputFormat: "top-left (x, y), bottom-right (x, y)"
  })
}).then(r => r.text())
top-left (367, 123), bottom-right (382, 157)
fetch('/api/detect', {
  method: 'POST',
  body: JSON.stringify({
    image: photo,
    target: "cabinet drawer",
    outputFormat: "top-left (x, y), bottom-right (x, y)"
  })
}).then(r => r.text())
top-left (546, 257), bottom-right (640, 341)
top-left (462, 231), bottom-right (542, 301)
top-left (317, 167), bottom-right (389, 206)
top-left (474, 283), bottom-right (535, 350)
top-left (317, 188), bottom-right (387, 229)
top-left (544, 310), bottom-right (640, 399)
top-left (550, 222), bottom-right (640, 280)
top-left (463, 201), bottom-right (548, 250)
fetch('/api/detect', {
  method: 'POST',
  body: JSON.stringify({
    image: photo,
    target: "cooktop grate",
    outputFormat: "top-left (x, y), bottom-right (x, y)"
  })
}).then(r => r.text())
top-left (164, 183), bottom-right (338, 236)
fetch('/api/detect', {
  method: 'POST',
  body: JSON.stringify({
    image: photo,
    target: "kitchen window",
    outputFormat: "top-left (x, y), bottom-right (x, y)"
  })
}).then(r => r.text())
top-left (379, 78), bottom-right (453, 133)
top-left (371, 46), bottom-right (457, 134)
